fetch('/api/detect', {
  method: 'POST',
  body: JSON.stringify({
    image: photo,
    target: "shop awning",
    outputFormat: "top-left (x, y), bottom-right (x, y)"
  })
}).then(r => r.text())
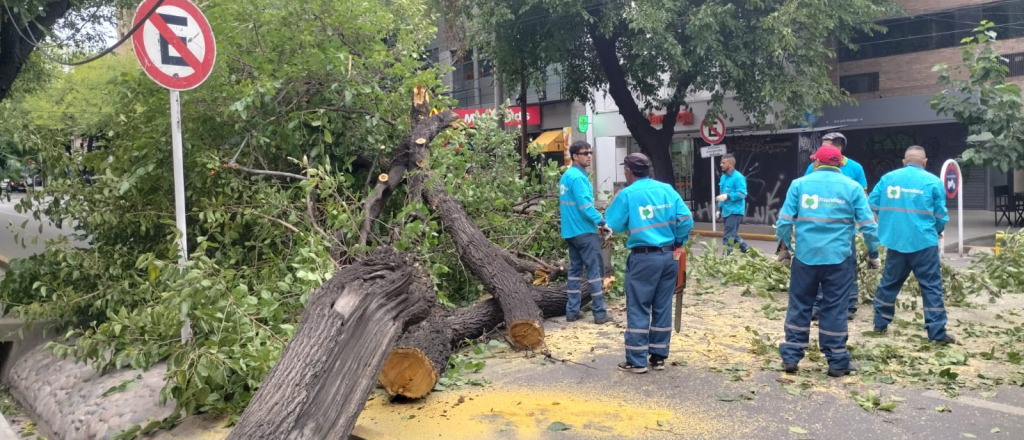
top-left (530, 130), bottom-right (565, 153)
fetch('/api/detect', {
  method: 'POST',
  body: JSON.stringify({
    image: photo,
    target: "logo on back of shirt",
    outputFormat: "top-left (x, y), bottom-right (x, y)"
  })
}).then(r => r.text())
top-left (887, 186), bottom-right (901, 199)
top-left (801, 194), bottom-right (846, 210)
top-left (639, 205), bottom-right (654, 220)
top-left (560, 184), bottom-right (568, 196)
top-left (887, 185), bottom-right (923, 199)
top-left (801, 194), bottom-right (819, 210)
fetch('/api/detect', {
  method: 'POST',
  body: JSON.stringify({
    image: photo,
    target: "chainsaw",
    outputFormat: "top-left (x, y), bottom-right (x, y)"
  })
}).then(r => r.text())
top-left (673, 248), bottom-right (687, 333)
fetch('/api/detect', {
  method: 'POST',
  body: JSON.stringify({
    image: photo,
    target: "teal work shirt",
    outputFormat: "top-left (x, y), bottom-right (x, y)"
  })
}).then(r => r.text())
top-left (559, 165), bottom-right (603, 239)
top-left (868, 163), bottom-right (949, 253)
top-left (805, 156), bottom-right (868, 189)
top-left (776, 167), bottom-right (880, 265)
top-left (605, 178), bottom-right (693, 249)
top-left (718, 170), bottom-right (747, 217)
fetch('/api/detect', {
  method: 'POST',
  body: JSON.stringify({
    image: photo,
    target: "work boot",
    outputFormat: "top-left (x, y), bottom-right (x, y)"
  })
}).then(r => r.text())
top-left (847, 311), bottom-right (857, 321)
top-left (931, 335), bottom-right (957, 345)
top-left (810, 309), bottom-right (819, 322)
top-left (594, 316), bottom-right (613, 325)
top-left (649, 356), bottom-right (666, 371)
top-left (783, 363), bottom-right (799, 374)
top-left (873, 327), bottom-right (888, 334)
top-left (617, 362), bottom-right (648, 374)
top-left (827, 361), bottom-right (860, 378)
top-left (566, 315), bottom-right (580, 323)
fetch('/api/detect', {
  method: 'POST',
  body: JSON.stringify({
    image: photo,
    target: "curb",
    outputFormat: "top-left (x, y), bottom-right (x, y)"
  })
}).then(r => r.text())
top-left (692, 230), bottom-right (778, 242)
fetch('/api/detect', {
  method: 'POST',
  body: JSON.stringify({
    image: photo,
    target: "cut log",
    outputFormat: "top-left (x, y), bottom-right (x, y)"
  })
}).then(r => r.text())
top-left (424, 180), bottom-right (545, 349)
top-left (378, 284), bottom-right (594, 399)
top-left (227, 247), bottom-right (433, 440)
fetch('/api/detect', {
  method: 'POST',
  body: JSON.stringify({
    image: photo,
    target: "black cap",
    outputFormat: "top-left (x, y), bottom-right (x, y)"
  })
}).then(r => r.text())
top-left (620, 153), bottom-right (651, 174)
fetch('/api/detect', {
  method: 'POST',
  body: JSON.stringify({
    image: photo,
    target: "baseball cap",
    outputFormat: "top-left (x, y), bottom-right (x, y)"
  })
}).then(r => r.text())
top-left (620, 153), bottom-right (652, 173)
top-left (810, 145), bottom-right (843, 166)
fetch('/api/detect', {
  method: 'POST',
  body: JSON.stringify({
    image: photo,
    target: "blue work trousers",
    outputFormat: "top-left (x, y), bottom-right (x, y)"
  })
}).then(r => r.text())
top-left (872, 247), bottom-right (948, 341)
top-left (780, 256), bottom-right (854, 370)
top-left (813, 238), bottom-right (858, 315)
top-left (623, 250), bottom-right (678, 367)
top-left (566, 233), bottom-right (607, 320)
top-left (722, 214), bottom-right (749, 254)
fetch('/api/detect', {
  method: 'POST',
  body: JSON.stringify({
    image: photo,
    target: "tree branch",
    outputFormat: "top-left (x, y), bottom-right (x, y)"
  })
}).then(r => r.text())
top-left (301, 106), bottom-right (396, 126)
top-left (229, 163), bottom-right (309, 181)
top-left (0, 0), bottom-right (72, 102)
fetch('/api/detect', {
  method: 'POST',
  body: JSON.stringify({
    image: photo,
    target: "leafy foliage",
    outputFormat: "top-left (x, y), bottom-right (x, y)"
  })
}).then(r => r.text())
top-left (931, 22), bottom-right (1024, 173)
top-left (0, 0), bottom-right (569, 424)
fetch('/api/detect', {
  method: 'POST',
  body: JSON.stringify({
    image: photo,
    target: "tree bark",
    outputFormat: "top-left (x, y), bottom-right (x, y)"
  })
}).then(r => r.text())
top-left (378, 284), bottom-right (593, 398)
top-left (424, 180), bottom-right (545, 349)
top-left (0, 1), bottom-right (71, 103)
top-left (227, 247), bottom-right (433, 440)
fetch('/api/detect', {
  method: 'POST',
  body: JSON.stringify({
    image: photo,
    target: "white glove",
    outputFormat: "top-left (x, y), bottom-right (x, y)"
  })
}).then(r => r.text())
top-left (716, 211), bottom-right (722, 219)
top-left (867, 258), bottom-right (881, 270)
top-left (716, 194), bottom-right (729, 202)
top-left (777, 248), bottom-right (792, 266)
top-left (599, 225), bottom-right (613, 240)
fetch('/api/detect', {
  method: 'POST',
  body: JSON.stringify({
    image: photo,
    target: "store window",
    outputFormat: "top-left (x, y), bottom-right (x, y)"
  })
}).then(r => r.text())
top-left (627, 138), bottom-right (694, 200)
top-left (450, 52), bottom-right (494, 107)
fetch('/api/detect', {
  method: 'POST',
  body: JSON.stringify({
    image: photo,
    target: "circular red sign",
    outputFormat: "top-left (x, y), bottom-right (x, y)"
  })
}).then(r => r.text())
top-left (943, 162), bottom-right (960, 199)
top-left (700, 117), bottom-right (726, 145)
top-left (132, 0), bottom-right (216, 90)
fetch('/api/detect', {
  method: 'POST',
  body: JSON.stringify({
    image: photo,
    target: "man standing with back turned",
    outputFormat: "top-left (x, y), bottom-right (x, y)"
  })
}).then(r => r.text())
top-left (869, 146), bottom-right (955, 344)
top-left (559, 141), bottom-right (610, 324)
top-left (717, 153), bottom-right (749, 253)
top-left (776, 145), bottom-right (880, 377)
top-left (605, 153), bottom-right (693, 373)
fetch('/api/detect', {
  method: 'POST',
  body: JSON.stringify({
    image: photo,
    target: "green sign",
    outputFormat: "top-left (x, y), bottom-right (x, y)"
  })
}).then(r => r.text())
top-left (577, 115), bottom-right (589, 133)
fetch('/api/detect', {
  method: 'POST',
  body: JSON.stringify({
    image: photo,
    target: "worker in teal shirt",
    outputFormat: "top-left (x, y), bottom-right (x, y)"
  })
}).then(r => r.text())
top-left (776, 145), bottom-right (880, 377)
top-left (716, 154), bottom-right (749, 253)
top-left (868, 146), bottom-right (954, 344)
top-left (804, 132), bottom-right (868, 321)
top-left (559, 141), bottom-right (609, 324)
top-left (605, 153), bottom-right (693, 373)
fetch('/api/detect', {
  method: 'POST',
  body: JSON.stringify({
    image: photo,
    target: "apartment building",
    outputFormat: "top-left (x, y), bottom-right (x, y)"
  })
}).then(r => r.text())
top-left (821, 0), bottom-right (1024, 212)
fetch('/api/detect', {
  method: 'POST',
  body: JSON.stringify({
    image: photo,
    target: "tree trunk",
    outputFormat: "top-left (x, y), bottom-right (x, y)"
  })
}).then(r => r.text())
top-left (424, 181), bottom-right (545, 349)
top-left (227, 247), bottom-right (433, 440)
top-left (0, 1), bottom-right (71, 103)
top-left (378, 284), bottom-right (593, 398)
top-left (638, 130), bottom-right (676, 185)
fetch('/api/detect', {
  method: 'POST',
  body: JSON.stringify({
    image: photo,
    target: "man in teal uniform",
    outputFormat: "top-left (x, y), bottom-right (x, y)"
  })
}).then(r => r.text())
top-left (605, 153), bottom-right (693, 373)
top-left (717, 154), bottom-right (749, 253)
top-left (776, 145), bottom-right (880, 377)
top-left (558, 141), bottom-right (609, 324)
top-left (869, 146), bottom-right (955, 344)
top-left (805, 132), bottom-right (868, 321)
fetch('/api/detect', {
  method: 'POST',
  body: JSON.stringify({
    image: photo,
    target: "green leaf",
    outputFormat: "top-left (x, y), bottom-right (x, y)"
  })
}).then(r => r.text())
top-left (991, 428), bottom-right (1001, 433)
top-left (877, 402), bottom-right (897, 411)
top-left (963, 434), bottom-right (977, 438)
top-left (657, 420), bottom-right (667, 427)
top-left (547, 422), bottom-right (571, 432)
top-left (980, 391), bottom-right (998, 399)
top-left (401, 414), bottom-right (416, 420)
top-left (936, 405), bottom-right (952, 413)
top-left (789, 426), bottom-right (808, 434)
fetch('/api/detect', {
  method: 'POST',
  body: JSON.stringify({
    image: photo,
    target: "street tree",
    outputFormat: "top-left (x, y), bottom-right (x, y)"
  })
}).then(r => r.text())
top-left (0, 0), bottom-right (125, 102)
top-left (930, 21), bottom-right (1024, 173)
top-left (464, 0), bottom-right (899, 183)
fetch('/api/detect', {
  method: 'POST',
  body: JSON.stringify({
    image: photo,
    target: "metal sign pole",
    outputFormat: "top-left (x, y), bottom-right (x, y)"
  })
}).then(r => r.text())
top-left (957, 164), bottom-right (963, 258)
top-left (170, 90), bottom-right (188, 264)
top-left (710, 154), bottom-right (716, 232)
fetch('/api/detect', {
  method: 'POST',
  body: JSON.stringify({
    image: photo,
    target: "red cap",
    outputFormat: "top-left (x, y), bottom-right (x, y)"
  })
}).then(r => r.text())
top-left (810, 145), bottom-right (843, 166)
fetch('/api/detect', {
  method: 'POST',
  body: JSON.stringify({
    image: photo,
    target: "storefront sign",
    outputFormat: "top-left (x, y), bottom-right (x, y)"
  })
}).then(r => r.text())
top-left (577, 115), bottom-right (589, 133)
top-left (454, 106), bottom-right (540, 127)
top-left (648, 110), bottom-right (695, 126)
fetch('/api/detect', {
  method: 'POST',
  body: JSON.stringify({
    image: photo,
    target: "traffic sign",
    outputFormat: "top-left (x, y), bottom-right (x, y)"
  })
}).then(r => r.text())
top-left (700, 117), bottom-right (726, 145)
top-left (700, 144), bottom-right (727, 159)
top-left (942, 161), bottom-right (960, 199)
top-left (132, 0), bottom-right (216, 91)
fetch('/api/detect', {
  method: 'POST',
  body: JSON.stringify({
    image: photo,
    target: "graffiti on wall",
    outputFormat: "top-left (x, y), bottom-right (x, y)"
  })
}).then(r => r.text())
top-left (691, 135), bottom-right (798, 225)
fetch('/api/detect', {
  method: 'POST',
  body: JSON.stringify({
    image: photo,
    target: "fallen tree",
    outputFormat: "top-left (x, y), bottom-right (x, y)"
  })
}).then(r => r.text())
top-left (378, 283), bottom-right (595, 399)
top-left (227, 247), bottom-right (433, 440)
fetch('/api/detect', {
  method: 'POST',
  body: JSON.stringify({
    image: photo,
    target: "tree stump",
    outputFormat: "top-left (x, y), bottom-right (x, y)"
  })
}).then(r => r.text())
top-left (226, 247), bottom-right (433, 440)
top-left (378, 284), bottom-right (594, 399)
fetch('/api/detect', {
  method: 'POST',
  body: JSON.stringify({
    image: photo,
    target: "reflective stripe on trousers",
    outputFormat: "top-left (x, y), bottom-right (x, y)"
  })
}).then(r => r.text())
top-left (566, 233), bottom-right (607, 320)
top-left (624, 250), bottom-right (678, 368)
top-left (872, 246), bottom-right (948, 341)
top-left (780, 256), bottom-right (854, 370)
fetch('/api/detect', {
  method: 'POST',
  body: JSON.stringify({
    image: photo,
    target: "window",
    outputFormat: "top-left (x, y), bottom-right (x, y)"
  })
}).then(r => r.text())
top-left (449, 52), bottom-right (493, 107)
top-left (839, 1), bottom-right (1024, 62)
top-left (839, 72), bottom-right (879, 94)
top-left (1003, 52), bottom-right (1024, 77)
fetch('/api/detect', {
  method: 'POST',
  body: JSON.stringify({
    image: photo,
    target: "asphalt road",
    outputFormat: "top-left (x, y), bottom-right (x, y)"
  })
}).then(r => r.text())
top-left (0, 194), bottom-right (83, 265)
